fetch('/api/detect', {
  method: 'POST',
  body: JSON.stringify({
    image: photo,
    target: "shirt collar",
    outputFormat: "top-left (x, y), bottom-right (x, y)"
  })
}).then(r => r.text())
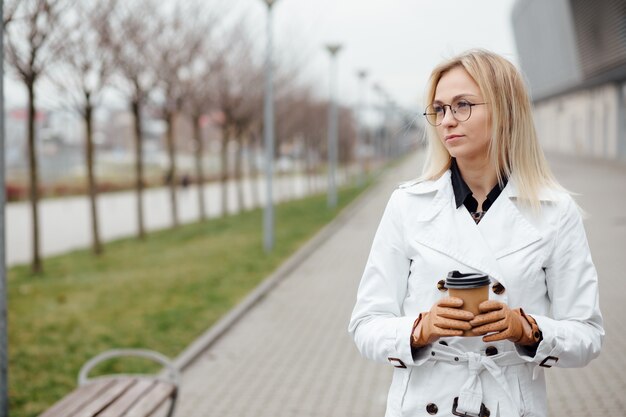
top-left (449, 158), bottom-right (508, 210)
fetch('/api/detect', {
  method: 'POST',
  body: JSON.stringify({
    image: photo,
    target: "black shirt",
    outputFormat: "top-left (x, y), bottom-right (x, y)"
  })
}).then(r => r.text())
top-left (450, 158), bottom-right (508, 224)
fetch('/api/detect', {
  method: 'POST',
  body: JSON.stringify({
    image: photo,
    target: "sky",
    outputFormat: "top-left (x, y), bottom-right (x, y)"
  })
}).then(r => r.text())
top-left (4, 0), bottom-right (520, 115)
top-left (245, 0), bottom-right (520, 111)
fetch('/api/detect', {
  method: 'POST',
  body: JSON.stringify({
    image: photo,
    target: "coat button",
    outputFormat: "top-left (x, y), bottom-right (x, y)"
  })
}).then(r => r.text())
top-left (492, 283), bottom-right (505, 295)
top-left (437, 280), bottom-right (447, 292)
top-left (426, 403), bottom-right (438, 414)
top-left (485, 346), bottom-right (498, 356)
top-left (439, 341), bottom-right (448, 346)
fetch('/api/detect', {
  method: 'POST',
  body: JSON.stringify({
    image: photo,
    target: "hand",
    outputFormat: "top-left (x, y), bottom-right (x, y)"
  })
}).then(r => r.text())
top-left (470, 300), bottom-right (541, 345)
top-left (411, 297), bottom-right (475, 347)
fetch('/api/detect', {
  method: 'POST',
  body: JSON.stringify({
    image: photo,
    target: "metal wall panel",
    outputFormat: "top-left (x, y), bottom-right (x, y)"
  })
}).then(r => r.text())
top-left (571, 0), bottom-right (626, 81)
top-left (511, 0), bottom-right (582, 100)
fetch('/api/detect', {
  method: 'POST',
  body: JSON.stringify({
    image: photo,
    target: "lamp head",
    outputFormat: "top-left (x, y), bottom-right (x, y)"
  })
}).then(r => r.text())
top-left (325, 44), bottom-right (343, 55)
top-left (262, 0), bottom-right (279, 8)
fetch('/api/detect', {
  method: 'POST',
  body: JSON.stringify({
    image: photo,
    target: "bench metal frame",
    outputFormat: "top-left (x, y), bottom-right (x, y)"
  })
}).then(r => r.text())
top-left (77, 349), bottom-right (180, 417)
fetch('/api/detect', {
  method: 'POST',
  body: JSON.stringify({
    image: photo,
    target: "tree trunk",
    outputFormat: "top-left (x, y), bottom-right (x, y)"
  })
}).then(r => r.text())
top-left (304, 136), bottom-right (313, 195)
top-left (234, 129), bottom-right (245, 214)
top-left (131, 98), bottom-right (145, 239)
top-left (246, 131), bottom-right (259, 209)
top-left (27, 79), bottom-right (42, 274)
top-left (194, 115), bottom-right (206, 221)
top-left (166, 110), bottom-right (178, 228)
top-left (220, 125), bottom-right (229, 216)
top-left (84, 98), bottom-right (102, 255)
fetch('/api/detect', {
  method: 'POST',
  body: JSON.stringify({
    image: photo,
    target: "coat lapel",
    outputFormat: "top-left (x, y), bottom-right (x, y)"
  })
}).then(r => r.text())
top-left (406, 172), bottom-right (545, 289)
top-left (476, 184), bottom-right (543, 260)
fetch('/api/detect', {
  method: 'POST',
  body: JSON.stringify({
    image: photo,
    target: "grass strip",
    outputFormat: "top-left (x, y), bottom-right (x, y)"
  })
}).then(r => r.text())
top-left (8, 183), bottom-right (367, 417)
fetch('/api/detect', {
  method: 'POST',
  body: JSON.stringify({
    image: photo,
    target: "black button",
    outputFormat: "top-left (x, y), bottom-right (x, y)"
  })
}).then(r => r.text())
top-left (439, 341), bottom-right (448, 346)
top-left (431, 351), bottom-right (435, 356)
top-left (437, 279), bottom-right (447, 292)
top-left (426, 403), bottom-right (438, 414)
top-left (485, 346), bottom-right (498, 356)
top-left (492, 283), bottom-right (505, 295)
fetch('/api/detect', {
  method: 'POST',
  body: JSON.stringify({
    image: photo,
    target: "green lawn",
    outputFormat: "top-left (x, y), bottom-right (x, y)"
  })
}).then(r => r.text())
top-left (8, 184), bottom-right (367, 417)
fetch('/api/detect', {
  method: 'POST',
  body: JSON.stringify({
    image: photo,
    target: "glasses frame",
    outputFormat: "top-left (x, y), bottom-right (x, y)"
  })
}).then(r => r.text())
top-left (423, 101), bottom-right (487, 126)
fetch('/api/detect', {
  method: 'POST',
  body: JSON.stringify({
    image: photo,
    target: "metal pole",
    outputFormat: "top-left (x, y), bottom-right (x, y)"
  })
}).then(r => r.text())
top-left (356, 70), bottom-right (367, 186)
top-left (0, 0), bottom-right (8, 414)
top-left (262, 0), bottom-right (277, 252)
top-left (325, 44), bottom-right (341, 208)
top-left (372, 84), bottom-right (387, 162)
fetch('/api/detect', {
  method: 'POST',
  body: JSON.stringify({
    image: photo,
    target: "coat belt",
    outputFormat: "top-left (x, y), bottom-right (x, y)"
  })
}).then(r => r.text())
top-left (430, 344), bottom-right (526, 416)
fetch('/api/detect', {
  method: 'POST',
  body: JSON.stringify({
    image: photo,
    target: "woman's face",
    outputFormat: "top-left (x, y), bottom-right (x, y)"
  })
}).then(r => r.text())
top-left (433, 66), bottom-right (491, 162)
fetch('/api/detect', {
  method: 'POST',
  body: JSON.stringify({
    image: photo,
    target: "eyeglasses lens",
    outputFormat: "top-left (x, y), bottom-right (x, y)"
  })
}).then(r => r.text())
top-left (424, 102), bottom-right (472, 126)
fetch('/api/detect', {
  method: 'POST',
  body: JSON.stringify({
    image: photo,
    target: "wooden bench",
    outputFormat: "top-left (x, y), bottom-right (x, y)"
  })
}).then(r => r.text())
top-left (39, 349), bottom-right (179, 417)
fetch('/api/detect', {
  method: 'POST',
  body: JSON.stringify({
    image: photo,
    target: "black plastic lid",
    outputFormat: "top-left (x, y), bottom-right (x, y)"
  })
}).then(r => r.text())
top-left (445, 270), bottom-right (491, 288)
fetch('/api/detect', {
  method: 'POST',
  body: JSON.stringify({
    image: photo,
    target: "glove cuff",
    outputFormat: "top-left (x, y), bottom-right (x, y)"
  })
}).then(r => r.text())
top-left (513, 308), bottom-right (542, 346)
top-left (411, 313), bottom-right (430, 347)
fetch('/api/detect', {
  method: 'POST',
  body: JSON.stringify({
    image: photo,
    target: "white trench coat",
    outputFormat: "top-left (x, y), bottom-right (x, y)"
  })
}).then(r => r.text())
top-left (348, 170), bottom-right (604, 417)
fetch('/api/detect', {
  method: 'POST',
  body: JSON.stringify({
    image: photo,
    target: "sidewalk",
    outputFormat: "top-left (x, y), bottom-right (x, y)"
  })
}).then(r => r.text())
top-left (170, 150), bottom-right (626, 417)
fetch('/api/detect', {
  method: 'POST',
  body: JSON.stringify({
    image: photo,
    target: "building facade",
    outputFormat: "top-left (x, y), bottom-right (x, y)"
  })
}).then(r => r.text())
top-left (512, 0), bottom-right (626, 161)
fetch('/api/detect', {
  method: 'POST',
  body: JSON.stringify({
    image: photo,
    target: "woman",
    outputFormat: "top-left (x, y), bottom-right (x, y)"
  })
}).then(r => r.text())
top-left (348, 50), bottom-right (604, 417)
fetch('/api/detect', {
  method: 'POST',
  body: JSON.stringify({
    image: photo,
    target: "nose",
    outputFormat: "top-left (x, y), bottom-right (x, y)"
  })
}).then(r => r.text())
top-left (440, 107), bottom-right (457, 127)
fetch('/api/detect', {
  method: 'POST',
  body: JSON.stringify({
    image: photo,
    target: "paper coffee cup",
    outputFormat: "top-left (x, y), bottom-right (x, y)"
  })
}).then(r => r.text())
top-left (446, 271), bottom-right (491, 336)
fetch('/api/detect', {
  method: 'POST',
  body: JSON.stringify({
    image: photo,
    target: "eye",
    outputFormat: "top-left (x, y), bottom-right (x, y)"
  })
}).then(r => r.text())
top-left (455, 100), bottom-right (471, 109)
top-left (432, 104), bottom-right (444, 114)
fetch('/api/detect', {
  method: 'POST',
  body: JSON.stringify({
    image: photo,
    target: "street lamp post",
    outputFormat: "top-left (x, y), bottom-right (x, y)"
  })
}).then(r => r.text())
top-left (356, 70), bottom-right (368, 186)
top-left (260, 0), bottom-right (279, 252)
top-left (325, 44), bottom-right (342, 208)
top-left (0, 0), bottom-right (8, 414)
top-left (372, 83), bottom-right (389, 161)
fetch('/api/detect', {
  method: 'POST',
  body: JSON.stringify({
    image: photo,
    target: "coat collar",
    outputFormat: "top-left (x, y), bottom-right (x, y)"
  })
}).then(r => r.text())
top-left (402, 170), bottom-right (547, 288)
top-left (400, 170), bottom-right (561, 202)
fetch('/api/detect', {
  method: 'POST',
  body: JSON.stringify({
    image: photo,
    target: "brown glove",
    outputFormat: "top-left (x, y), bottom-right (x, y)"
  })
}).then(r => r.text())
top-left (411, 297), bottom-right (475, 348)
top-left (469, 300), bottom-right (541, 346)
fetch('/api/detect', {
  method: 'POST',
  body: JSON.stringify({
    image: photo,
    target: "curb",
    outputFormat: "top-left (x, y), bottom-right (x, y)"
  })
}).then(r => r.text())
top-left (173, 176), bottom-right (386, 371)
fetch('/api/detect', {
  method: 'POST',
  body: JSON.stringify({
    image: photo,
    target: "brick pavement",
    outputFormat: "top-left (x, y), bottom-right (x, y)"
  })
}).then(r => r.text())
top-left (172, 151), bottom-right (626, 417)
top-left (543, 155), bottom-right (626, 416)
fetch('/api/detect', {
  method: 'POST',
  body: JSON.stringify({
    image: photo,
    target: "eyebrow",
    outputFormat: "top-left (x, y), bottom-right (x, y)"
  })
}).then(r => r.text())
top-left (432, 94), bottom-right (479, 104)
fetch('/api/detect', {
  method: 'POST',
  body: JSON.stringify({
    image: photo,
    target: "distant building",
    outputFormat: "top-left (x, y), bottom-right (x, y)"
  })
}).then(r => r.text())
top-left (512, 0), bottom-right (626, 161)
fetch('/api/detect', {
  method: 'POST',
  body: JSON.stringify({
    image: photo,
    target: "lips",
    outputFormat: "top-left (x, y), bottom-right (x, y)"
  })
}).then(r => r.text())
top-left (445, 134), bottom-right (463, 141)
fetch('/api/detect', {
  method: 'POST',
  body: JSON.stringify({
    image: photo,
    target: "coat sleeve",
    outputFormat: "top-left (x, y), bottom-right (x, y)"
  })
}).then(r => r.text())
top-left (348, 190), bottom-right (421, 367)
top-left (517, 195), bottom-right (604, 369)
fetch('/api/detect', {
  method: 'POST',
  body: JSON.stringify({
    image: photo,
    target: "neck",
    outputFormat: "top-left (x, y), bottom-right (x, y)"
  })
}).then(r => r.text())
top-left (454, 156), bottom-right (498, 198)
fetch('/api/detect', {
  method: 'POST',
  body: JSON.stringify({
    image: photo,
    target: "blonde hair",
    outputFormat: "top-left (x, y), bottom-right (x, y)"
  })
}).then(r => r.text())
top-left (420, 49), bottom-right (567, 210)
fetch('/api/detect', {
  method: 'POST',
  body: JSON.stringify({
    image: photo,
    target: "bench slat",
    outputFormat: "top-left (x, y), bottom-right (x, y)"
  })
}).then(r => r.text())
top-left (38, 380), bottom-right (114, 417)
top-left (97, 379), bottom-right (154, 417)
top-left (123, 382), bottom-right (176, 417)
top-left (71, 378), bottom-right (136, 417)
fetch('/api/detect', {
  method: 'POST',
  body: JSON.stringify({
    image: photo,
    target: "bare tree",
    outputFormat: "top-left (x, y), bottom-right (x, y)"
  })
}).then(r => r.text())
top-left (210, 21), bottom-right (261, 216)
top-left (101, 0), bottom-right (160, 239)
top-left (246, 128), bottom-right (262, 207)
top-left (153, 1), bottom-right (211, 228)
top-left (230, 62), bottom-right (263, 214)
top-left (53, 1), bottom-right (116, 255)
top-left (4, 0), bottom-right (74, 273)
top-left (184, 80), bottom-right (212, 221)
top-left (183, 53), bottom-right (218, 221)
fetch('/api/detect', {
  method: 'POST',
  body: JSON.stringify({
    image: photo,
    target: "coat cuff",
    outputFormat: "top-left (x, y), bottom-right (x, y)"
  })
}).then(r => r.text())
top-left (387, 316), bottom-right (432, 368)
top-left (513, 314), bottom-right (562, 369)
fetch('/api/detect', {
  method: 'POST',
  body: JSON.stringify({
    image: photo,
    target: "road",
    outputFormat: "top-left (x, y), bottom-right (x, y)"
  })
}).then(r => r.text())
top-left (6, 172), bottom-right (343, 266)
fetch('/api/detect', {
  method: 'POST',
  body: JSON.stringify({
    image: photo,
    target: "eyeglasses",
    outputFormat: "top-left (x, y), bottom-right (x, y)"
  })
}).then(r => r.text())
top-left (422, 100), bottom-right (487, 126)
